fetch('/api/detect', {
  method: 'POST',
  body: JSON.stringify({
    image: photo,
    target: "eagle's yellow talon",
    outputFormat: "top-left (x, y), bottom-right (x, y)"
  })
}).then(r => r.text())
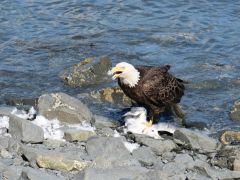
top-left (144, 120), bottom-right (153, 127)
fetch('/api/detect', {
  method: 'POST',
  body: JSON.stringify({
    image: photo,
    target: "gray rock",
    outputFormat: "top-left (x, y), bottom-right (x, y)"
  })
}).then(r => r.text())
top-left (186, 172), bottom-right (212, 180)
top-left (21, 146), bottom-right (89, 172)
top-left (230, 100), bottom-right (240, 121)
top-left (0, 149), bottom-right (12, 159)
top-left (161, 162), bottom-right (186, 175)
top-left (135, 136), bottom-right (177, 155)
top-left (19, 167), bottom-right (65, 180)
top-left (86, 137), bottom-right (128, 159)
top-left (8, 115), bottom-right (44, 143)
top-left (43, 139), bottom-right (65, 149)
top-left (2, 165), bottom-right (22, 180)
top-left (95, 127), bottom-right (116, 137)
top-left (173, 128), bottom-right (217, 152)
top-left (193, 165), bottom-right (240, 179)
top-left (83, 166), bottom-right (148, 180)
top-left (38, 92), bottom-right (94, 124)
top-left (60, 56), bottom-right (112, 87)
top-left (7, 138), bottom-right (22, 155)
top-left (0, 136), bottom-right (11, 149)
top-left (86, 137), bottom-right (139, 168)
top-left (0, 161), bottom-right (7, 172)
top-left (94, 115), bottom-right (120, 128)
top-left (88, 87), bottom-right (132, 106)
top-left (64, 129), bottom-right (96, 142)
top-left (132, 146), bottom-right (157, 166)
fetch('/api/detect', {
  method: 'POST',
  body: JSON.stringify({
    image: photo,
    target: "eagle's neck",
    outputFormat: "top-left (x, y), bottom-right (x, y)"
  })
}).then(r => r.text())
top-left (120, 68), bottom-right (140, 88)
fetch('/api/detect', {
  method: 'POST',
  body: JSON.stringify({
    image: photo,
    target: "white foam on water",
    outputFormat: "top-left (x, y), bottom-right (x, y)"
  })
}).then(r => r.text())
top-left (113, 130), bottom-right (121, 137)
top-left (11, 107), bottom-right (96, 140)
top-left (123, 107), bottom-right (177, 139)
top-left (123, 141), bottom-right (140, 153)
top-left (0, 116), bottom-right (10, 136)
top-left (68, 121), bottom-right (95, 132)
top-left (32, 115), bottom-right (64, 140)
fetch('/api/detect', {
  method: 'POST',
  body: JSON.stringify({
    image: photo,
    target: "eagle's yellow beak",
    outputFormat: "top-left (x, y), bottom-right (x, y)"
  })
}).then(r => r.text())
top-left (111, 66), bottom-right (124, 79)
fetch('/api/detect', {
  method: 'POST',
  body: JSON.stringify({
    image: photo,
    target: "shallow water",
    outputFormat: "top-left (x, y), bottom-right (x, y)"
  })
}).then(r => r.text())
top-left (1, 0), bottom-right (240, 133)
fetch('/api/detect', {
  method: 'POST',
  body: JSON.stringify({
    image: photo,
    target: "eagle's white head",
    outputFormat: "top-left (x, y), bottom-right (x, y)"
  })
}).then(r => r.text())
top-left (109, 62), bottom-right (140, 87)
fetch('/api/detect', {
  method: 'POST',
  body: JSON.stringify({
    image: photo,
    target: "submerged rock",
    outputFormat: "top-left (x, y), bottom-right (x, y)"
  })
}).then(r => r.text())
top-left (8, 115), bottom-right (44, 143)
top-left (173, 128), bottom-right (218, 152)
top-left (38, 92), bottom-right (94, 124)
top-left (230, 100), bottom-right (240, 121)
top-left (60, 57), bottom-right (112, 87)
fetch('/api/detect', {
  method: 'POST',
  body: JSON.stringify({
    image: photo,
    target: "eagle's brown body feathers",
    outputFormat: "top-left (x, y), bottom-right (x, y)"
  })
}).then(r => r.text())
top-left (118, 65), bottom-right (185, 123)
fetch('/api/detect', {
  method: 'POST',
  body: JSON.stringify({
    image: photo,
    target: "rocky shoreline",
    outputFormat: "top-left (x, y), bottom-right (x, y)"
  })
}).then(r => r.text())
top-left (0, 92), bottom-right (239, 180)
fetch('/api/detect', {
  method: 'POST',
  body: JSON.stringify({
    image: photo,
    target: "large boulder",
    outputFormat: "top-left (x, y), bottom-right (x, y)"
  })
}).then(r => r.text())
top-left (60, 57), bottom-right (112, 87)
top-left (38, 92), bottom-right (94, 124)
top-left (8, 115), bottom-right (44, 143)
top-left (230, 100), bottom-right (240, 121)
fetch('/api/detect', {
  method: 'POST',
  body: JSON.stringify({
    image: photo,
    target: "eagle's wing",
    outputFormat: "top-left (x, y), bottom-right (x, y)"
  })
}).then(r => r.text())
top-left (141, 66), bottom-right (185, 106)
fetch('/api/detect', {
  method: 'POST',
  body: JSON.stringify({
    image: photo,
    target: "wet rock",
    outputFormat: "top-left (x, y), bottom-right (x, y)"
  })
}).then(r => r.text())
top-left (132, 146), bottom-right (157, 166)
top-left (36, 154), bottom-right (88, 172)
top-left (38, 92), bottom-right (94, 124)
top-left (134, 136), bottom-right (177, 155)
top-left (8, 115), bottom-right (44, 143)
top-left (43, 139), bottom-right (65, 149)
top-left (64, 129), bottom-right (96, 142)
top-left (19, 167), bottom-right (65, 180)
top-left (211, 146), bottom-right (238, 169)
top-left (60, 57), bottom-right (112, 87)
top-left (88, 87), bottom-right (132, 106)
top-left (230, 100), bottom-right (240, 121)
top-left (5, 98), bottom-right (38, 108)
top-left (173, 128), bottom-right (218, 152)
top-left (220, 130), bottom-right (240, 145)
top-left (83, 166), bottom-right (148, 180)
top-left (94, 115), bottom-right (120, 128)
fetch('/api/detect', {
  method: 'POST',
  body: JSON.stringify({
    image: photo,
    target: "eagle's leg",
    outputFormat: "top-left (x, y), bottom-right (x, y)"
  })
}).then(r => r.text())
top-left (144, 108), bottom-right (164, 127)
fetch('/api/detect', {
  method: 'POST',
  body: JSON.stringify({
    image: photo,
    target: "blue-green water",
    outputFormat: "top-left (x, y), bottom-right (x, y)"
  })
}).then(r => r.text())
top-left (1, 0), bottom-right (240, 132)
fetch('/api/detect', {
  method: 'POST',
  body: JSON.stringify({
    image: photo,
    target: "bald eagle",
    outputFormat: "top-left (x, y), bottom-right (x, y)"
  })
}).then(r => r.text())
top-left (110, 62), bottom-right (185, 126)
